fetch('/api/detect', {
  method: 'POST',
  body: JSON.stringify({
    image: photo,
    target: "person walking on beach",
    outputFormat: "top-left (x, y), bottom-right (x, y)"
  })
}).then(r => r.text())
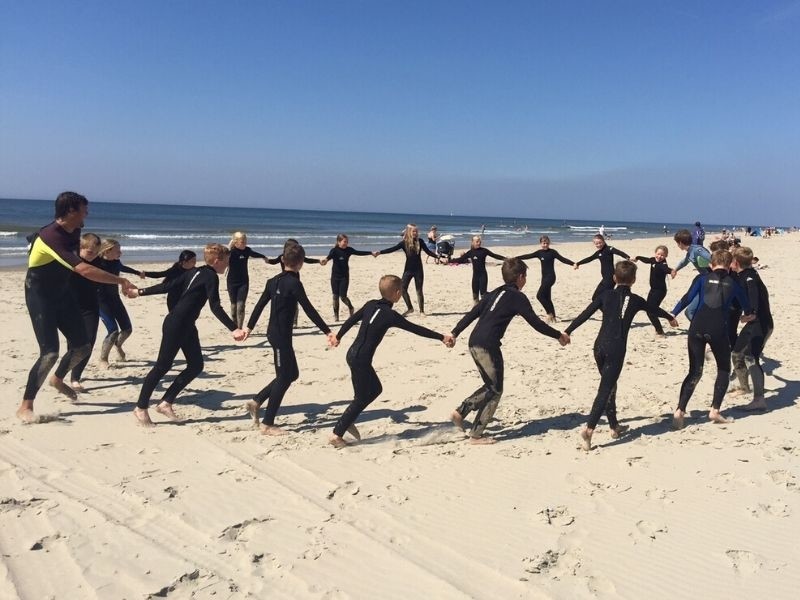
top-left (574, 234), bottom-right (630, 300)
top-left (449, 258), bottom-right (570, 444)
top-left (320, 234), bottom-right (374, 321)
top-left (633, 245), bottom-right (672, 337)
top-left (227, 231), bottom-right (268, 329)
top-left (450, 235), bottom-right (505, 305)
top-left (425, 225), bottom-right (439, 263)
top-left (374, 224), bottom-right (438, 315)
top-left (329, 275), bottom-right (454, 448)
top-left (516, 235), bottom-right (575, 322)
top-left (18, 192), bottom-right (135, 423)
top-left (565, 260), bottom-right (677, 451)
top-left (127, 243), bottom-right (245, 426)
top-left (243, 243), bottom-right (337, 435)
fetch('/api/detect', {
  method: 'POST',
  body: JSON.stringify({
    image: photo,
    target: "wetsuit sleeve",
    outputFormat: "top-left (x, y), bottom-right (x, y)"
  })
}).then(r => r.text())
top-left (674, 252), bottom-right (691, 272)
top-left (205, 272), bottom-right (237, 331)
top-left (246, 247), bottom-right (267, 260)
top-left (267, 256), bottom-right (282, 265)
top-left (655, 262), bottom-right (671, 276)
top-left (741, 274), bottom-right (759, 315)
top-left (295, 282), bottom-right (332, 334)
top-left (336, 305), bottom-right (365, 340)
top-left (118, 262), bottom-right (140, 275)
top-left (28, 226), bottom-right (81, 270)
top-left (517, 296), bottom-right (562, 339)
top-left (565, 298), bottom-right (602, 334)
top-left (672, 275), bottom-right (704, 314)
top-left (377, 241), bottom-right (404, 255)
top-left (246, 287), bottom-right (272, 330)
top-left (304, 256), bottom-right (321, 265)
top-left (733, 280), bottom-right (752, 315)
top-left (391, 312), bottom-right (444, 341)
top-left (635, 256), bottom-right (655, 264)
top-left (611, 247), bottom-right (630, 260)
top-left (141, 266), bottom-right (174, 278)
top-left (485, 249), bottom-right (505, 260)
top-left (326, 248), bottom-right (335, 261)
top-left (576, 252), bottom-right (599, 266)
top-left (139, 270), bottom-right (190, 296)
top-left (552, 250), bottom-right (574, 265)
top-left (348, 247), bottom-right (372, 257)
top-left (451, 299), bottom-right (485, 337)
top-left (515, 251), bottom-right (538, 260)
top-left (420, 242), bottom-right (438, 258)
top-left (451, 250), bottom-right (472, 264)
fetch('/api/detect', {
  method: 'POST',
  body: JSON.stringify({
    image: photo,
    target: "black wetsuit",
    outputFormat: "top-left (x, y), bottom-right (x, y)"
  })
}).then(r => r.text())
top-left (137, 265), bottom-right (237, 409)
top-left (142, 262), bottom-right (187, 311)
top-left (325, 245), bottom-right (372, 318)
top-left (332, 298), bottom-right (443, 437)
top-left (452, 247), bottom-right (506, 303)
top-left (672, 269), bottom-right (750, 412)
top-left (634, 256), bottom-right (672, 334)
top-left (576, 245), bottom-right (630, 300)
top-left (227, 246), bottom-right (267, 328)
top-left (97, 258), bottom-right (138, 353)
top-left (517, 248), bottom-right (574, 317)
top-left (451, 283), bottom-right (562, 437)
top-left (731, 268), bottom-right (773, 397)
top-left (247, 271), bottom-right (331, 426)
top-left (267, 254), bottom-right (321, 270)
top-left (377, 239), bottom-right (438, 312)
top-left (565, 286), bottom-right (674, 430)
top-left (24, 221), bottom-right (88, 400)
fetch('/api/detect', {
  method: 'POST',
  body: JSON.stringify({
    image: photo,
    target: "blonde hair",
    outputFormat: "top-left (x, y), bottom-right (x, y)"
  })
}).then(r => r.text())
top-left (732, 246), bottom-right (753, 269)
top-left (403, 224), bottom-right (420, 255)
top-left (229, 231), bottom-right (247, 248)
top-left (379, 275), bottom-right (403, 299)
top-left (204, 243), bottom-right (230, 263)
top-left (98, 238), bottom-right (120, 258)
top-left (711, 249), bottom-right (733, 269)
top-left (81, 232), bottom-right (101, 250)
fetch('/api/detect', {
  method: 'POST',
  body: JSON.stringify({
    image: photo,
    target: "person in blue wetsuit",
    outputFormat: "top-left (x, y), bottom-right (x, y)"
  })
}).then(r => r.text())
top-left (574, 234), bottom-right (630, 300)
top-left (450, 235), bottom-right (505, 305)
top-left (320, 234), bottom-right (373, 321)
top-left (375, 224), bottom-right (438, 316)
top-left (516, 235), bottom-right (574, 322)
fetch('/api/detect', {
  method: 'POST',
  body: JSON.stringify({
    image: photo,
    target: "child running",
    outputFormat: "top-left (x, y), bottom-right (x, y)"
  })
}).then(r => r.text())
top-left (329, 275), bottom-right (455, 448)
top-left (574, 234), bottom-right (630, 300)
top-left (374, 224), bottom-right (438, 316)
top-left (670, 249), bottom-right (752, 429)
top-left (97, 238), bottom-right (143, 367)
top-left (633, 245), bottom-right (672, 337)
top-left (142, 250), bottom-right (198, 311)
top-left (243, 243), bottom-right (338, 435)
top-left (516, 235), bottom-right (575, 322)
top-left (320, 234), bottom-right (373, 321)
top-left (228, 232), bottom-right (268, 329)
top-left (450, 235), bottom-right (505, 305)
top-left (449, 258), bottom-right (570, 444)
top-left (564, 260), bottom-right (678, 451)
top-left (128, 244), bottom-right (245, 426)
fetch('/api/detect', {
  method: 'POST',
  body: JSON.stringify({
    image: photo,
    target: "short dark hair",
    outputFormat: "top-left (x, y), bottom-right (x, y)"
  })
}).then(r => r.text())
top-left (711, 249), bottom-right (732, 268)
top-left (673, 229), bottom-right (692, 246)
top-left (501, 257), bottom-right (527, 284)
top-left (54, 191), bottom-right (88, 219)
top-left (614, 260), bottom-right (637, 285)
top-left (709, 240), bottom-right (728, 252)
top-left (178, 250), bottom-right (197, 263)
top-left (283, 243), bottom-right (306, 268)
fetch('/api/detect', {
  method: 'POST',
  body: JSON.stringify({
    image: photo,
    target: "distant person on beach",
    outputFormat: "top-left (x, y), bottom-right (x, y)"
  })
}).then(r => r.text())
top-left (425, 225), bottom-right (438, 262)
top-left (320, 234), bottom-right (373, 321)
top-left (142, 250), bottom-right (198, 311)
top-left (266, 238), bottom-right (323, 271)
top-left (328, 275), bottom-right (454, 448)
top-left (448, 258), bottom-right (570, 444)
top-left (516, 235), bottom-right (575, 322)
top-left (374, 224), bottom-right (438, 316)
top-left (227, 231), bottom-right (268, 329)
top-left (18, 192), bottom-right (135, 423)
top-left (50, 233), bottom-right (102, 395)
top-left (96, 238), bottom-right (144, 368)
top-left (633, 245), bottom-right (672, 337)
top-left (565, 260), bottom-right (677, 451)
top-left (730, 246), bottom-right (773, 411)
top-left (574, 234), bottom-right (630, 300)
top-left (127, 243), bottom-right (245, 427)
top-left (243, 243), bottom-right (337, 435)
top-left (450, 235), bottom-right (505, 305)
top-left (692, 221), bottom-right (706, 247)
top-left (670, 249), bottom-right (752, 430)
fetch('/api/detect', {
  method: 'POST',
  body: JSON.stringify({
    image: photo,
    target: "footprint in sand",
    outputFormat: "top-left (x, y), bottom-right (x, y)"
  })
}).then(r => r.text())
top-left (538, 506), bottom-right (575, 527)
top-left (767, 470), bottom-right (798, 491)
top-left (725, 549), bottom-right (784, 574)
top-left (1, 497), bottom-right (45, 513)
top-left (629, 520), bottom-right (668, 543)
top-left (522, 549), bottom-right (563, 575)
top-left (747, 503), bottom-right (791, 518)
top-left (219, 517), bottom-right (274, 542)
top-left (644, 488), bottom-right (677, 504)
top-left (29, 532), bottom-right (63, 551)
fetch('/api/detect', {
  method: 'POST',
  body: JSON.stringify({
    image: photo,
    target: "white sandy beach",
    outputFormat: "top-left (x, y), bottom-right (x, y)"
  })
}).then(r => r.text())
top-left (1, 233), bottom-right (798, 599)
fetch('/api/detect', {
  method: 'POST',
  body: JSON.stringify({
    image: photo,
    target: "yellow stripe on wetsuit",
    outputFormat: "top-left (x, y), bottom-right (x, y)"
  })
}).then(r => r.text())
top-left (28, 235), bottom-right (76, 271)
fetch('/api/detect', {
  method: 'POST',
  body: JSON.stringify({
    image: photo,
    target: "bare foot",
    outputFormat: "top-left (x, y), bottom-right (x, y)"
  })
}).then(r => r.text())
top-left (655, 332), bottom-right (666, 339)
top-left (579, 428), bottom-right (593, 451)
top-left (468, 436), bottom-right (496, 445)
top-left (259, 424), bottom-right (288, 436)
top-left (115, 346), bottom-right (127, 361)
top-left (98, 359), bottom-right (110, 369)
top-left (16, 404), bottom-right (38, 424)
top-left (610, 424), bottom-right (630, 439)
top-left (709, 409), bottom-right (733, 425)
top-left (546, 313), bottom-right (556, 323)
top-left (329, 435), bottom-right (348, 449)
top-left (70, 380), bottom-right (86, 393)
top-left (740, 397), bottom-right (767, 411)
top-left (450, 410), bottom-right (465, 431)
top-left (245, 400), bottom-right (260, 427)
top-left (402, 308), bottom-right (414, 317)
top-left (134, 407), bottom-right (155, 428)
top-left (155, 402), bottom-right (181, 422)
top-left (346, 424), bottom-right (361, 441)
top-left (727, 386), bottom-right (751, 397)
top-left (672, 409), bottom-right (685, 430)
top-left (49, 376), bottom-right (77, 401)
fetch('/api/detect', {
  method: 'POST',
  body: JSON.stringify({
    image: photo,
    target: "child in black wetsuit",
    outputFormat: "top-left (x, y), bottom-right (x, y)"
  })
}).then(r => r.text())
top-left (375, 223), bottom-right (438, 316)
top-left (565, 260), bottom-right (678, 451)
top-left (142, 250), bottom-right (198, 312)
top-left (329, 275), bottom-right (454, 448)
top-left (633, 245), bottom-right (671, 337)
top-left (449, 258), bottom-right (570, 444)
top-left (320, 234), bottom-right (373, 321)
top-left (243, 243), bottom-right (338, 435)
top-left (129, 244), bottom-right (245, 427)
top-left (451, 235), bottom-right (505, 305)
top-left (574, 234), bottom-right (630, 300)
top-left (227, 232), bottom-right (268, 329)
top-left (516, 235), bottom-right (574, 322)
top-left (671, 249), bottom-right (751, 429)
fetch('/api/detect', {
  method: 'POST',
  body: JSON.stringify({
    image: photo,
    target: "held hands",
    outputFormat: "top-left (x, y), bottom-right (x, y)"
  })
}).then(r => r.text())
top-left (137, 271), bottom-right (146, 279)
top-left (740, 313), bottom-right (756, 323)
top-left (558, 332), bottom-right (571, 346)
top-left (232, 328), bottom-right (247, 342)
top-left (120, 278), bottom-right (136, 295)
top-left (442, 333), bottom-right (456, 348)
top-left (573, 264), bottom-right (579, 270)
top-left (320, 258), bottom-right (328, 266)
top-left (670, 269), bottom-right (678, 279)
top-left (371, 251), bottom-right (380, 258)
top-left (326, 332), bottom-right (339, 348)
top-left (669, 318), bottom-right (679, 328)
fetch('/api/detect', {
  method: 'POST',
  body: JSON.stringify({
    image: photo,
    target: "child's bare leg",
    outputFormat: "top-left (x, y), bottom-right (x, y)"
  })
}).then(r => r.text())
top-left (580, 427), bottom-right (593, 451)
top-left (610, 424), bottom-right (629, 439)
top-left (260, 424), bottom-right (288, 436)
top-left (245, 400), bottom-right (260, 427)
top-left (329, 434), bottom-right (348, 448)
top-left (16, 400), bottom-right (37, 424)
top-left (133, 407), bottom-right (155, 427)
top-left (346, 424), bottom-right (361, 441)
top-left (709, 408), bottom-right (733, 424)
top-left (741, 396), bottom-right (767, 411)
top-left (450, 410), bottom-right (465, 431)
top-left (672, 409), bottom-right (686, 430)
top-left (49, 375), bottom-right (77, 401)
top-left (155, 402), bottom-right (180, 422)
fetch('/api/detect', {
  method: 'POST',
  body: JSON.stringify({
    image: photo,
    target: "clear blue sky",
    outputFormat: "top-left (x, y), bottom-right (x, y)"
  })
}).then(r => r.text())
top-left (2, 1), bottom-right (798, 224)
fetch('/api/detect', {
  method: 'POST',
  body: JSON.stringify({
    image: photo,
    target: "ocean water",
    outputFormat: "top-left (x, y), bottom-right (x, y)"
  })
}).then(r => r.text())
top-left (0, 197), bottom-right (696, 268)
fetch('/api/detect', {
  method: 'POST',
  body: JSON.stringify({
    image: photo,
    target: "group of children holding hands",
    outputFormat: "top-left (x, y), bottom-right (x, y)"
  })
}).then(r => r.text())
top-left (27, 211), bottom-right (773, 452)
